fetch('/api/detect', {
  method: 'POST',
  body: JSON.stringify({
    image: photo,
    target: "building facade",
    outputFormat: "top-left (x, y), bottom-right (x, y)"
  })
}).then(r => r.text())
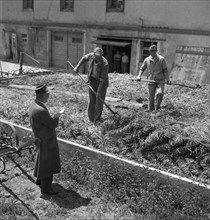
top-left (0, 0), bottom-right (209, 76)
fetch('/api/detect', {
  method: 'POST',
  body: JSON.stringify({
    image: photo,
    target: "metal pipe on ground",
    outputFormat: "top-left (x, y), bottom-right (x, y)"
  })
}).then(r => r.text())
top-left (67, 60), bottom-right (119, 118)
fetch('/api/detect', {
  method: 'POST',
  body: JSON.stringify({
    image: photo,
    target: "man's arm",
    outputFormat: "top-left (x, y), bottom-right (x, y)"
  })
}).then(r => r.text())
top-left (162, 59), bottom-right (170, 84)
top-left (73, 53), bottom-right (90, 73)
top-left (137, 59), bottom-right (147, 81)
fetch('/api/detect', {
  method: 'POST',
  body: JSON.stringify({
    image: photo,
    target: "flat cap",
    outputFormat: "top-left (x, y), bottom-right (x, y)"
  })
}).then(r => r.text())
top-left (149, 45), bottom-right (157, 51)
top-left (35, 84), bottom-right (49, 95)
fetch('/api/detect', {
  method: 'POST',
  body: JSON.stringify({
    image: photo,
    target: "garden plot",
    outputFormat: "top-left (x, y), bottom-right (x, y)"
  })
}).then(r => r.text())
top-left (0, 71), bottom-right (209, 219)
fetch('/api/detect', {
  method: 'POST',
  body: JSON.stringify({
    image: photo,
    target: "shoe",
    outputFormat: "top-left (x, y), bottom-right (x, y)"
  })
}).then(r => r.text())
top-left (41, 189), bottom-right (58, 195)
top-left (97, 118), bottom-right (104, 122)
top-left (94, 118), bottom-right (104, 123)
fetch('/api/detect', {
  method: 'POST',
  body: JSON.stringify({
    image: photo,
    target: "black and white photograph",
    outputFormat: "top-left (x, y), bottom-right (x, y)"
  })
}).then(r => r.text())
top-left (0, 0), bottom-right (209, 219)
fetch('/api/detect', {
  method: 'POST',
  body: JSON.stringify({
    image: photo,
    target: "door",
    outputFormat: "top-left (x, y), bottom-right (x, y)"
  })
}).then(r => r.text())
top-left (67, 33), bottom-right (83, 70)
top-left (52, 32), bottom-right (67, 68)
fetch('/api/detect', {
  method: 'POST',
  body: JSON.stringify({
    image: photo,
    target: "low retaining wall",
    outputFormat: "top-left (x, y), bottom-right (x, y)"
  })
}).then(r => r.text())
top-left (1, 118), bottom-right (210, 201)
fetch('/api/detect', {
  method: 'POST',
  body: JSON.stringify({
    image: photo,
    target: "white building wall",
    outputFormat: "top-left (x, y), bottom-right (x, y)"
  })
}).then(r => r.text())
top-left (2, 0), bottom-right (210, 32)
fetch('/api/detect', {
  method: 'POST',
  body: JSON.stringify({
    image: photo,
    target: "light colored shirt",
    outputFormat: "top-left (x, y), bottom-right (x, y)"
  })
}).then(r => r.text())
top-left (82, 52), bottom-right (109, 81)
top-left (122, 55), bottom-right (129, 64)
top-left (92, 61), bottom-right (101, 79)
top-left (140, 54), bottom-right (169, 81)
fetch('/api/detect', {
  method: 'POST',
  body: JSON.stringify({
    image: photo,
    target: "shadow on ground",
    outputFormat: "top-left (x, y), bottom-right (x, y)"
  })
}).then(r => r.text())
top-left (41, 183), bottom-right (91, 209)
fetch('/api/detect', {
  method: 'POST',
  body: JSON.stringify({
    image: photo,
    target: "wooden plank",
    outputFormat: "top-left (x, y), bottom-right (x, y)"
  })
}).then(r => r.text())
top-left (105, 97), bottom-right (122, 102)
top-left (8, 84), bottom-right (54, 91)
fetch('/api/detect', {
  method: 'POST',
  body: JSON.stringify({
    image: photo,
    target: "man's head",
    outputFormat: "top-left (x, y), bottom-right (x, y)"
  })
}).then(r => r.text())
top-left (35, 84), bottom-right (49, 103)
top-left (149, 45), bottom-right (157, 58)
top-left (93, 47), bottom-right (103, 62)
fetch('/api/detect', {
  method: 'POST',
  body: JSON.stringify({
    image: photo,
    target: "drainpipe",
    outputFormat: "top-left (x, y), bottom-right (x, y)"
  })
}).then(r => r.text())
top-left (46, 29), bottom-right (51, 67)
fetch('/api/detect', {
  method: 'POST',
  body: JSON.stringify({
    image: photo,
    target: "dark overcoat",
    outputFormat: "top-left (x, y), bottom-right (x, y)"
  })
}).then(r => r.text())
top-left (29, 100), bottom-right (61, 179)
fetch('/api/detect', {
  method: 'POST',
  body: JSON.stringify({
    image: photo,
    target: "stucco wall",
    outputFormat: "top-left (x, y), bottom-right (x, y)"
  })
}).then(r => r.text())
top-left (0, 24), bottom-right (48, 66)
top-left (2, 0), bottom-right (210, 32)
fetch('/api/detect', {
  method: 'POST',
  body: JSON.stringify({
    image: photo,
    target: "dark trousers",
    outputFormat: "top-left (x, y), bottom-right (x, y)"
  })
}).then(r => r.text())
top-left (121, 63), bottom-right (128, 74)
top-left (114, 61), bottom-right (121, 73)
top-left (88, 78), bottom-right (108, 122)
top-left (148, 83), bottom-right (164, 111)
top-left (37, 175), bottom-right (53, 193)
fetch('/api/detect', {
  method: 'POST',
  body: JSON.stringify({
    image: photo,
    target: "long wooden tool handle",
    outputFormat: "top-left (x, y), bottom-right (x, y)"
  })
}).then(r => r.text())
top-left (67, 61), bottom-right (89, 85)
top-left (67, 61), bottom-right (96, 94)
top-left (67, 60), bottom-right (75, 70)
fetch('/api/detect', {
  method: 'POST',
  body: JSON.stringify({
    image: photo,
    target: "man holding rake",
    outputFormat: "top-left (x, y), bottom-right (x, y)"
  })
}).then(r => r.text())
top-left (73, 47), bottom-right (109, 123)
top-left (137, 45), bottom-right (170, 112)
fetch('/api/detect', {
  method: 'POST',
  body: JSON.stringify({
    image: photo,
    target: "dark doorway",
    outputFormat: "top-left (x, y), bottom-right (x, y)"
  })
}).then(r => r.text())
top-left (93, 37), bottom-right (131, 73)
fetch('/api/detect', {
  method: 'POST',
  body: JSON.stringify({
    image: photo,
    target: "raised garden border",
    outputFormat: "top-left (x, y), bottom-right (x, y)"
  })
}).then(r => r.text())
top-left (1, 118), bottom-right (210, 201)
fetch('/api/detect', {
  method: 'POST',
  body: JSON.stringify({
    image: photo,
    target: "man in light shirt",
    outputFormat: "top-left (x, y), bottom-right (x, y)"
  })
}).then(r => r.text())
top-left (137, 45), bottom-right (170, 111)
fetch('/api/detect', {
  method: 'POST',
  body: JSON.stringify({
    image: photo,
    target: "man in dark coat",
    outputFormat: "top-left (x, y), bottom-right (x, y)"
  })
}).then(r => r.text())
top-left (29, 84), bottom-right (62, 195)
top-left (73, 47), bottom-right (109, 123)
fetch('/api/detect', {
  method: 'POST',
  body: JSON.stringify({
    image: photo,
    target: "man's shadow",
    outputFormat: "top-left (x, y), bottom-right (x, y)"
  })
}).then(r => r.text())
top-left (40, 183), bottom-right (91, 209)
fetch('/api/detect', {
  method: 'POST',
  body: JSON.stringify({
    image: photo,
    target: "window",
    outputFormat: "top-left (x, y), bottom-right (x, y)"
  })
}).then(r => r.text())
top-left (72, 37), bottom-right (82, 44)
top-left (21, 34), bottom-right (28, 43)
top-left (23, 0), bottom-right (33, 10)
top-left (60, 0), bottom-right (74, 11)
top-left (107, 0), bottom-right (124, 12)
top-left (54, 36), bottom-right (64, 42)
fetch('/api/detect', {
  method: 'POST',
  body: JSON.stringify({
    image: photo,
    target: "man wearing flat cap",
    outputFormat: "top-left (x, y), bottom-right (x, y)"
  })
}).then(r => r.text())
top-left (137, 45), bottom-right (170, 111)
top-left (74, 47), bottom-right (109, 123)
top-left (29, 84), bottom-right (62, 195)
